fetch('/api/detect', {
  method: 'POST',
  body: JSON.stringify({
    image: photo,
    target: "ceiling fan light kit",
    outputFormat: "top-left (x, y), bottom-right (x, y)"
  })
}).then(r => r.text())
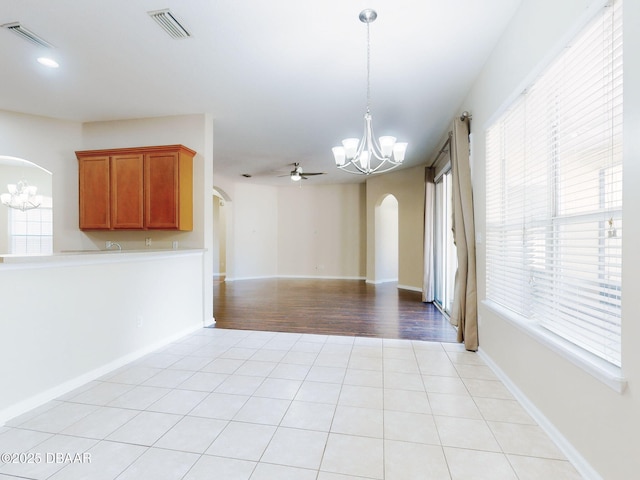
top-left (332, 9), bottom-right (408, 176)
top-left (291, 165), bottom-right (302, 181)
top-left (278, 163), bottom-right (325, 182)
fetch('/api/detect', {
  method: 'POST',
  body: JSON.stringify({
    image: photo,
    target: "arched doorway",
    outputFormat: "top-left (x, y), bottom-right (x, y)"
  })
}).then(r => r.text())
top-left (374, 194), bottom-right (399, 283)
top-left (213, 187), bottom-right (232, 279)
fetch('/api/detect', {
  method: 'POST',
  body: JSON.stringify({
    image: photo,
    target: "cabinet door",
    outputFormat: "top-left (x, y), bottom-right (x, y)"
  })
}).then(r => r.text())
top-left (111, 154), bottom-right (144, 229)
top-left (78, 156), bottom-right (110, 230)
top-left (145, 151), bottom-right (180, 229)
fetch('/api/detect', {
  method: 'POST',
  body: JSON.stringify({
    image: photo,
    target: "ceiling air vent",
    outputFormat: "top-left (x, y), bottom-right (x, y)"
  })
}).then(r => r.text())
top-left (147, 9), bottom-right (191, 39)
top-left (1, 22), bottom-right (54, 48)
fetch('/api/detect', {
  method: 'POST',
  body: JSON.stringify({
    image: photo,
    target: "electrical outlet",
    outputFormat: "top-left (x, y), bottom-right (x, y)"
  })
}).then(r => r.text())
top-left (145, 237), bottom-right (152, 247)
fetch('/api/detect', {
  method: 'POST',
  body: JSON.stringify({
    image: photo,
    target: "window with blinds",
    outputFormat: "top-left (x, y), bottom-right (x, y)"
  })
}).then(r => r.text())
top-left (10, 196), bottom-right (53, 255)
top-left (485, 0), bottom-right (622, 366)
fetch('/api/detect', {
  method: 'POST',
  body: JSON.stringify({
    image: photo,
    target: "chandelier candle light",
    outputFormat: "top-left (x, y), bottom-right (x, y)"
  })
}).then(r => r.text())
top-left (0, 180), bottom-right (42, 211)
top-left (332, 9), bottom-right (407, 175)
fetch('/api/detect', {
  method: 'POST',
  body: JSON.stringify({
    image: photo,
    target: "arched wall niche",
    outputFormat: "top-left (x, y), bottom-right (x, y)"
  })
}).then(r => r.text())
top-left (374, 193), bottom-right (399, 283)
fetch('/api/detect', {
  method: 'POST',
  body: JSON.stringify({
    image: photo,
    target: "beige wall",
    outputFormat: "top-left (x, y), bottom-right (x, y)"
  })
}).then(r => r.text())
top-left (213, 176), bottom-right (367, 281)
top-left (366, 164), bottom-right (425, 290)
top-left (461, 0), bottom-right (640, 477)
top-left (229, 182), bottom-right (279, 280)
top-left (216, 171), bottom-right (421, 285)
top-left (0, 110), bottom-right (83, 252)
top-left (277, 183), bottom-right (366, 278)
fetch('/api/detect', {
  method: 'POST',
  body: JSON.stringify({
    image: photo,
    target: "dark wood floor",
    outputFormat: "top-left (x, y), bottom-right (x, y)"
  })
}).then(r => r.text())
top-left (212, 278), bottom-right (458, 343)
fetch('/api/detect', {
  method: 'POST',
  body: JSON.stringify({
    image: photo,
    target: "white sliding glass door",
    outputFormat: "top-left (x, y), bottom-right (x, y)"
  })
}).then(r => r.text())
top-left (434, 169), bottom-right (457, 315)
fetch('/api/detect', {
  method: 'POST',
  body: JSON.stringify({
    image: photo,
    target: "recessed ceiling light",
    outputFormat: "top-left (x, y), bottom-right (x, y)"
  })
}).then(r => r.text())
top-left (37, 57), bottom-right (59, 68)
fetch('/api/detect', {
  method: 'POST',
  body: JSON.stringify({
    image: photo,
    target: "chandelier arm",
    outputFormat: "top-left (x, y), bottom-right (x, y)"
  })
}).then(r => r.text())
top-left (368, 160), bottom-right (398, 174)
top-left (354, 115), bottom-right (368, 161)
top-left (337, 164), bottom-right (369, 174)
top-left (365, 120), bottom-right (375, 169)
top-left (338, 152), bottom-right (402, 174)
top-left (340, 159), bottom-right (368, 174)
top-left (365, 115), bottom-right (390, 162)
top-left (337, 161), bottom-right (397, 175)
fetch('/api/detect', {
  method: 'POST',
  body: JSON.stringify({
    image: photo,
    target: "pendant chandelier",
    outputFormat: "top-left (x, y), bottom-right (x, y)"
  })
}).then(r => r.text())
top-left (332, 9), bottom-right (407, 175)
top-left (0, 179), bottom-right (42, 211)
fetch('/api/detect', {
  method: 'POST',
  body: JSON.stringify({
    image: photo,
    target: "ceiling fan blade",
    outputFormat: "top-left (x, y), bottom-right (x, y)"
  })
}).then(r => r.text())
top-left (301, 172), bottom-right (326, 176)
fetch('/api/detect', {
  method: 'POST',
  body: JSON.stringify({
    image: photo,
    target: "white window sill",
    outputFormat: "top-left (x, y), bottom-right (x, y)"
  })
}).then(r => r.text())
top-left (481, 300), bottom-right (627, 393)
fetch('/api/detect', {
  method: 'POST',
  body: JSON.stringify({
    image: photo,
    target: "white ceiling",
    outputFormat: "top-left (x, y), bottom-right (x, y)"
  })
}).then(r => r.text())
top-left (0, 0), bottom-right (521, 185)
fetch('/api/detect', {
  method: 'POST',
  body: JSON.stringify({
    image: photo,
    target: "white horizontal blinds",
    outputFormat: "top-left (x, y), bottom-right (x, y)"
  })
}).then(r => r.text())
top-left (485, 0), bottom-right (622, 366)
top-left (535, 0), bottom-right (623, 366)
top-left (486, 99), bottom-right (530, 315)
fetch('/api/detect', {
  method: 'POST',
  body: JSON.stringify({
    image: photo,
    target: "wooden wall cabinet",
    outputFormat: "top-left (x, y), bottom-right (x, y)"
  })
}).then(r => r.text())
top-left (78, 155), bottom-right (111, 230)
top-left (76, 145), bottom-right (195, 231)
top-left (111, 153), bottom-right (144, 229)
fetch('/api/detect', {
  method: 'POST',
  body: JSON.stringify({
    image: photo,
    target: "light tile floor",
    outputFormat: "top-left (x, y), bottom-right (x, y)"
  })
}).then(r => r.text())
top-left (0, 328), bottom-right (583, 480)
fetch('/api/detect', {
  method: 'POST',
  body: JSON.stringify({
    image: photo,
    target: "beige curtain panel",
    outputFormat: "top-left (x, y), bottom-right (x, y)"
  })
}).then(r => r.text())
top-left (450, 117), bottom-right (478, 351)
top-left (422, 167), bottom-right (436, 302)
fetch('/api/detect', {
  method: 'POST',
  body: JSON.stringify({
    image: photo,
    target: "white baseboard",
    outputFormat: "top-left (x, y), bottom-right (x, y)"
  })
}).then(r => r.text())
top-left (224, 275), bottom-right (276, 281)
top-left (397, 284), bottom-right (422, 292)
top-left (223, 277), bottom-right (420, 290)
top-left (226, 275), bottom-right (366, 282)
top-left (278, 275), bottom-right (366, 281)
top-left (477, 348), bottom-right (603, 480)
top-left (366, 278), bottom-right (398, 285)
top-left (363, 280), bottom-right (422, 293)
top-left (0, 322), bottom-right (202, 426)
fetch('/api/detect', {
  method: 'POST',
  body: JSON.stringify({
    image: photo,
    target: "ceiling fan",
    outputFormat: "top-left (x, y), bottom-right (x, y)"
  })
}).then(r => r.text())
top-left (279, 163), bottom-right (326, 182)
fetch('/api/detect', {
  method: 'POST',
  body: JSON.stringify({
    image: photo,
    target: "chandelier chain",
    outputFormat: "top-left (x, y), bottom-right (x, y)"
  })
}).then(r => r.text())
top-left (366, 20), bottom-right (371, 114)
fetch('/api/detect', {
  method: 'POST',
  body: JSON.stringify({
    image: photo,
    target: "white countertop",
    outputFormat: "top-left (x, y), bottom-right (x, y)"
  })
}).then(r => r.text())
top-left (0, 248), bottom-right (205, 267)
